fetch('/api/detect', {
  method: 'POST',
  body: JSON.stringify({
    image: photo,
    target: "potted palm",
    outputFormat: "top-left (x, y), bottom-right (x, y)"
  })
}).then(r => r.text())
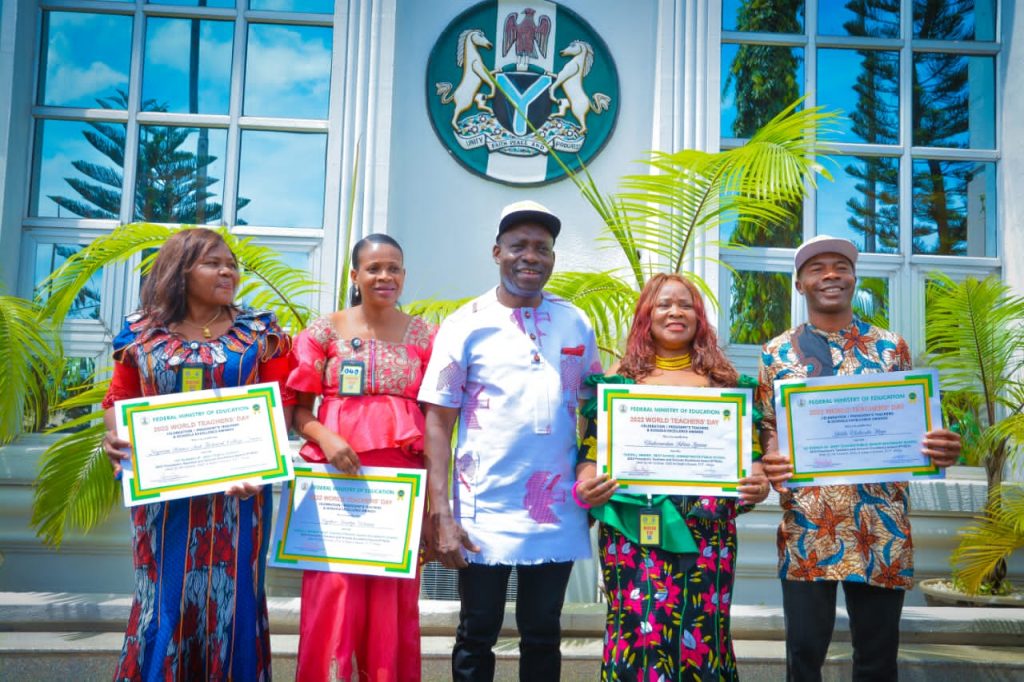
top-left (919, 273), bottom-right (1024, 605)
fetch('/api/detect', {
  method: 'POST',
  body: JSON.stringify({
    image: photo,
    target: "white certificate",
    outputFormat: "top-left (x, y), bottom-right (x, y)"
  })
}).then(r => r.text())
top-left (596, 384), bottom-right (754, 496)
top-left (269, 464), bottom-right (426, 579)
top-left (774, 369), bottom-right (944, 487)
top-left (115, 382), bottom-right (294, 506)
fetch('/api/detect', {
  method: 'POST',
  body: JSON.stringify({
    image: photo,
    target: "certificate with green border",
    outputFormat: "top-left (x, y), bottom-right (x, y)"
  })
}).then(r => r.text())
top-left (596, 384), bottom-right (753, 496)
top-left (269, 464), bottom-right (426, 578)
top-left (115, 382), bottom-right (294, 506)
top-left (774, 369), bottom-right (944, 487)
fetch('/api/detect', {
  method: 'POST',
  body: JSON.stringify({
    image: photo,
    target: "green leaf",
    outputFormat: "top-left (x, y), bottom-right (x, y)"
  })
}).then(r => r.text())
top-left (0, 294), bottom-right (63, 443)
top-left (30, 382), bottom-right (118, 547)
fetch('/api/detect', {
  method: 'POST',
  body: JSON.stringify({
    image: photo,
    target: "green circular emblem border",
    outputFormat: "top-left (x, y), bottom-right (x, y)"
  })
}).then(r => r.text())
top-left (425, 0), bottom-right (620, 187)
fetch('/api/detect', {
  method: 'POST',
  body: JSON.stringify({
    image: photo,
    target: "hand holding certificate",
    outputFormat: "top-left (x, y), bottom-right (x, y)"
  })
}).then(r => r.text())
top-left (774, 369), bottom-right (944, 487)
top-left (114, 382), bottom-right (294, 506)
top-left (596, 384), bottom-right (754, 496)
top-left (270, 464), bottom-right (426, 578)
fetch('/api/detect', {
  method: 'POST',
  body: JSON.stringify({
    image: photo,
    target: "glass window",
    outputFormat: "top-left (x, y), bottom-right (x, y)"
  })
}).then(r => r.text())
top-left (38, 12), bottom-right (133, 108)
top-left (854, 276), bottom-right (890, 327)
top-left (817, 48), bottom-right (899, 145)
top-left (818, 0), bottom-right (900, 37)
top-left (912, 159), bottom-right (996, 256)
top-left (31, 119), bottom-right (128, 219)
top-left (237, 131), bottom-right (327, 227)
top-left (729, 271), bottom-right (793, 345)
top-left (913, 0), bottom-right (996, 41)
top-left (723, 0), bottom-right (804, 34)
top-left (721, 44), bottom-right (804, 139)
top-left (243, 24), bottom-right (333, 119)
top-left (33, 244), bottom-right (101, 320)
top-left (912, 53), bottom-right (995, 149)
top-left (148, 0), bottom-right (236, 7)
top-left (817, 156), bottom-right (899, 253)
top-left (723, 210), bottom-right (802, 249)
top-left (249, 0), bottom-right (335, 13)
top-left (51, 357), bottom-right (100, 431)
top-left (143, 17), bottom-right (234, 115)
top-left (135, 125), bottom-right (229, 224)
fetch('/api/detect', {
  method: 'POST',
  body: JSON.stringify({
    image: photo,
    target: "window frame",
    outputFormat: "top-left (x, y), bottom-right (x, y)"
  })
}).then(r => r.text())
top-left (717, 0), bottom-right (1002, 370)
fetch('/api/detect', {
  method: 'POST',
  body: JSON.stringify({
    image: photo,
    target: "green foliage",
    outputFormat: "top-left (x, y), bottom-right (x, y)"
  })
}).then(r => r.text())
top-left (925, 272), bottom-right (1024, 593)
top-left (402, 296), bottom-right (475, 327)
top-left (30, 383), bottom-right (118, 547)
top-left (952, 484), bottom-right (1024, 595)
top-left (729, 272), bottom-right (791, 344)
top-left (545, 272), bottom-right (638, 360)
top-left (0, 294), bottom-right (63, 443)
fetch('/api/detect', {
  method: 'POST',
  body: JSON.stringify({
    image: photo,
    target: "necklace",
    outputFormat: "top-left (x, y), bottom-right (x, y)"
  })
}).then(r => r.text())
top-left (183, 307), bottom-right (223, 339)
top-left (654, 353), bottom-right (692, 371)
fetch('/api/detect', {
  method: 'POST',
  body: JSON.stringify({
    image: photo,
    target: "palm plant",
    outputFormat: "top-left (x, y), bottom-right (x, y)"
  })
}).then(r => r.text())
top-left (0, 294), bottom-right (63, 443)
top-left (537, 98), bottom-right (837, 358)
top-left (12, 222), bottom-right (322, 547)
top-left (925, 272), bottom-right (1024, 594)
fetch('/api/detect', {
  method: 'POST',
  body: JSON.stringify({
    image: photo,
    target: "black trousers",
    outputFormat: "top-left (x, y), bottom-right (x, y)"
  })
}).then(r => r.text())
top-left (781, 579), bottom-right (906, 682)
top-left (452, 561), bottom-right (574, 682)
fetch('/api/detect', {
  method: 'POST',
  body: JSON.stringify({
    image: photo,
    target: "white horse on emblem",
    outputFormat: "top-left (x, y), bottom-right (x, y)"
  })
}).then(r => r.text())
top-left (435, 29), bottom-right (496, 130)
top-left (548, 40), bottom-right (611, 134)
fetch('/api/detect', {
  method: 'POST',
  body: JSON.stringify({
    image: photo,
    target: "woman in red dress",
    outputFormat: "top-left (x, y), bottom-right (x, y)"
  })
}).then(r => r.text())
top-left (288, 234), bottom-right (436, 681)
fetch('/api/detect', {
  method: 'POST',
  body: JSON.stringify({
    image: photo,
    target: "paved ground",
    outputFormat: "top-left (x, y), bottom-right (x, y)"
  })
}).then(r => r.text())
top-left (1, 593), bottom-right (1023, 680)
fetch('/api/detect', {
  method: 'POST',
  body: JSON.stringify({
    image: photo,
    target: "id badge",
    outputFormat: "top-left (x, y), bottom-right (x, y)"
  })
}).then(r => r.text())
top-left (180, 364), bottom-right (206, 393)
top-left (339, 360), bottom-right (366, 396)
top-left (639, 505), bottom-right (662, 547)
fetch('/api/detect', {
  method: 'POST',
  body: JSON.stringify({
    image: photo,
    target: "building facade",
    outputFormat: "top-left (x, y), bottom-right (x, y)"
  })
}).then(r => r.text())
top-left (1, 0), bottom-right (1022, 601)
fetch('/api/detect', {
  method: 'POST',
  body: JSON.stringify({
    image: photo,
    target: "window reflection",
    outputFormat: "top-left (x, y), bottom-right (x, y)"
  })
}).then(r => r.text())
top-left (817, 156), bottom-right (899, 254)
top-left (244, 24), bottom-right (333, 119)
top-left (913, 0), bottom-right (996, 41)
top-left (723, 0), bottom-right (804, 33)
top-left (51, 357), bottom-right (100, 432)
top-left (249, 0), bottom-right (334, 13)
top-left (38, 11), bottom-right (133, 108)
top-left (136, 126), bottom-right (230, 224)
top-left (144, 17), bottom-right (233, 115)
top-left (31, 118), bottom-right (128, 219)
top-left (912, 53), bottom-right (994, 149)
top-left (729, 271), bottom-right (792, 345)
top-left (818, 0), bottom-right (900, 37)
top-left (237, 131), bottom-right (326, 227)
top-left (912, 160), bottom-right (995, 256)
top-left (722, 43), bottom-right (804, 139)
top-left (148, 0), bottom-right (236, 7)
top-left (854, 276), bottom-right (889, 328)
top-left (34, 244), bottom-right (101, 320)
top-left (818, 49), bottom-right (899, 144)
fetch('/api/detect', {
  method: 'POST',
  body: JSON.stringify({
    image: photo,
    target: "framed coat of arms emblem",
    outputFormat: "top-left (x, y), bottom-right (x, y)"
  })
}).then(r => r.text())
top-left (426, 1), bottom-right (620, 185)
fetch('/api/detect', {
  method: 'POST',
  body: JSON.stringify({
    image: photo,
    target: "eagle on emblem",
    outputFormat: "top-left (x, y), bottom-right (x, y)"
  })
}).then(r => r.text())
top-left (503, 8), bottom-right (551, 71)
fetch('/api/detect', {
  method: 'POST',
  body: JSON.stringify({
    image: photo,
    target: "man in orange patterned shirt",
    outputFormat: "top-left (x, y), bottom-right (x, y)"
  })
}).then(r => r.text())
top-left (757, 235), bottom-right (961, 682)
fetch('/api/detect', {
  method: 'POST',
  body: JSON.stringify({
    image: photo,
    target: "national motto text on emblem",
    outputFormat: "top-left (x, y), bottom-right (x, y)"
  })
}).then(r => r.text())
top-left (426, 1), bottom-right (620, 185)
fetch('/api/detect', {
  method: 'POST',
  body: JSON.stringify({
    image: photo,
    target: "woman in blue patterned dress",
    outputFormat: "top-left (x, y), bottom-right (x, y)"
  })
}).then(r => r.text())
top-left (574, 274), bottom-right (770, 682)
top-left (101, 228), bottom-right (294, 681)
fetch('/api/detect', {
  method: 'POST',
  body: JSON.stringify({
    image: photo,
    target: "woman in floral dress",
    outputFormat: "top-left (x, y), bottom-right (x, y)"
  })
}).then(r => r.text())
top-left (574, 274), bottom-right (770, 681)
top-left (101, 228), bottom-right (294, 681)
top-left (288, 233), bottom-right (436, 681)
